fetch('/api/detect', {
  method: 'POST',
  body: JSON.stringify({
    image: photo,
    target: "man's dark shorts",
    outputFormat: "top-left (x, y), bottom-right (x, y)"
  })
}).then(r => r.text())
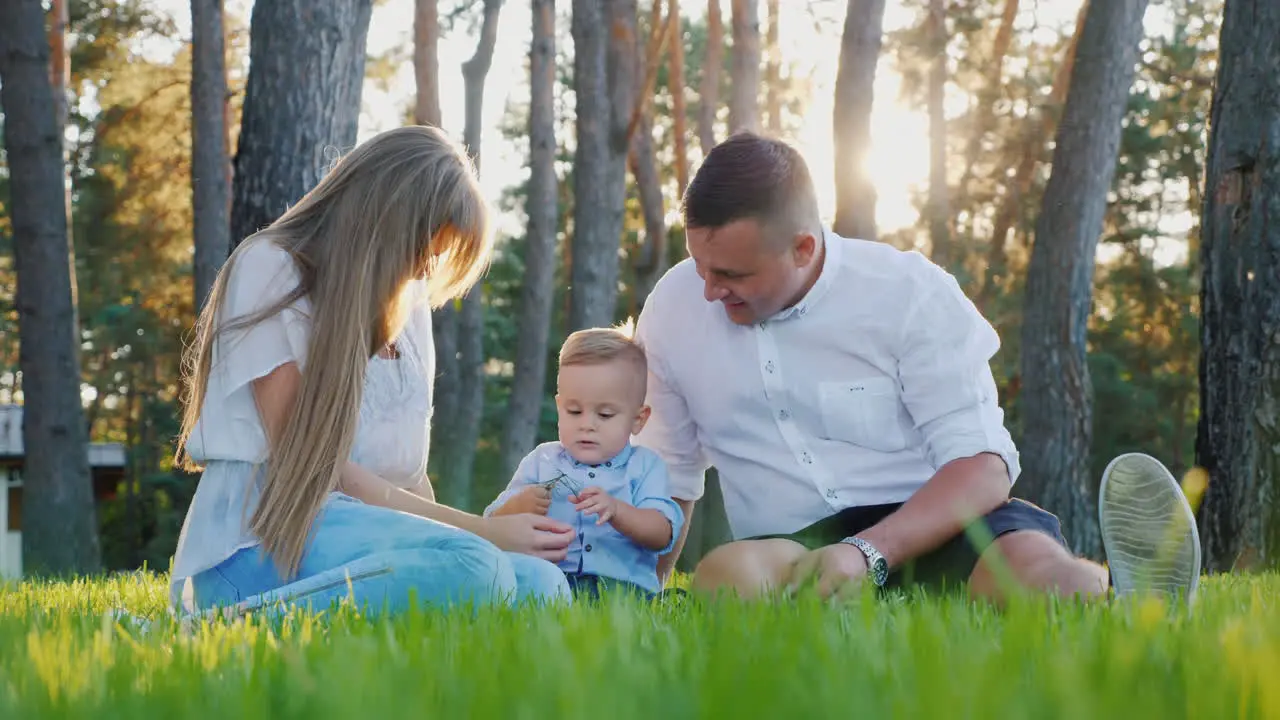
top-left (744, 498), bottom-right (1068, 593)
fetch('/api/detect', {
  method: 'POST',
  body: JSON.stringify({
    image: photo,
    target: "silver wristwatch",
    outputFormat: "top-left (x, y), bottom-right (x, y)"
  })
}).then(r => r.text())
top-left (840, 536), bottom-right (889, 587)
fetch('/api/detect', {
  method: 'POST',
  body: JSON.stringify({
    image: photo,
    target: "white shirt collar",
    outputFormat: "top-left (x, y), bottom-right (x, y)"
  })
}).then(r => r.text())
top-left (762, 228), bottom-right (844, 324)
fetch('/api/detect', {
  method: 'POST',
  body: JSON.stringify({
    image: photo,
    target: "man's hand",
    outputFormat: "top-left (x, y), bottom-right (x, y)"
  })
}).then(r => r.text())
top-left (492, 485), bottom-right (552, 516)
top-left (571, 486), bottom-right (621, 525)
top-left (784, 543), bottom-right (870, 599)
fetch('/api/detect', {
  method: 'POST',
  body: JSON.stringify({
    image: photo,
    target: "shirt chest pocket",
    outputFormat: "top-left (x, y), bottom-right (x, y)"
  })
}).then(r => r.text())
top-left (817, 377), bottom-right (911, 453)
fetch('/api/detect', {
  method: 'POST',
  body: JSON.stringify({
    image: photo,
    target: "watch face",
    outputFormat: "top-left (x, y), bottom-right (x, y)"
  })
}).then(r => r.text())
top-left (872, 559), bottom-right (888, 585)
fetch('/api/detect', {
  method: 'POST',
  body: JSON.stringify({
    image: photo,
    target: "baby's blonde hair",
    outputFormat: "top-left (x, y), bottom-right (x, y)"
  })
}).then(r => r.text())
top-left (558, 325), bottom-right (648, 398)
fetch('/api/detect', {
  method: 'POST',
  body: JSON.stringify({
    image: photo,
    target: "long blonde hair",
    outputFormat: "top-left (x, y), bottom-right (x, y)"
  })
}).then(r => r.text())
top-left (177, 125), bottom-right (492, 577)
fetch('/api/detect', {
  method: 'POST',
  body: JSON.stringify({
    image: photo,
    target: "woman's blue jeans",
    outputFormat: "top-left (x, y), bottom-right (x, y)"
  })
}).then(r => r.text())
top-left (190, 494), bottom-right (571, 618)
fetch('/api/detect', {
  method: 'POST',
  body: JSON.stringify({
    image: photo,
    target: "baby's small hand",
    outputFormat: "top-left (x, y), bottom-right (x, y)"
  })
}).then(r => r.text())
top-left (498, 484), bottom-right (551, 516)
top-left (570, 486), bottom-right (619, 525)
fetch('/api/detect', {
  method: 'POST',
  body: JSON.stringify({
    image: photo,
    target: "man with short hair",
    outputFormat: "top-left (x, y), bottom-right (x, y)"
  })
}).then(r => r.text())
top-left (633, 132), bottom-right (1201, 604)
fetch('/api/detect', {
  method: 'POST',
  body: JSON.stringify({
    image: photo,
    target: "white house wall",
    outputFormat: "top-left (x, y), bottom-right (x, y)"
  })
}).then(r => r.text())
top-left (0, 467), bottom-right (15, 580)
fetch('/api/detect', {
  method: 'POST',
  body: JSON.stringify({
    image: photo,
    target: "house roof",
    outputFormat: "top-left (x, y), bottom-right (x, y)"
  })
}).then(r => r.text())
top-left (0, 405), bottom-right (126, 468)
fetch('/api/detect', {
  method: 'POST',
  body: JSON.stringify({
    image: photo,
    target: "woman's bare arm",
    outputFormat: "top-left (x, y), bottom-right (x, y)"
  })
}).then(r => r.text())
top-left (250, 361), bottom-right (573, 560)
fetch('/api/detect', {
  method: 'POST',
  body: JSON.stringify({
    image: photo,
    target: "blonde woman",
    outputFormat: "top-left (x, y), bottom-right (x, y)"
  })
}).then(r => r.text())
top-left (169, 126), bottom-right (573, 618)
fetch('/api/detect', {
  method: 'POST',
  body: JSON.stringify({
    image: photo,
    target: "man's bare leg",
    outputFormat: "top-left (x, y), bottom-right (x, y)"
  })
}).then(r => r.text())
top-left (690, 539), bottom-right (809, 598)
top-left (967, 530), bottom-right (1109, 606)
top-left (972, 452), bottom-right (1203, 607)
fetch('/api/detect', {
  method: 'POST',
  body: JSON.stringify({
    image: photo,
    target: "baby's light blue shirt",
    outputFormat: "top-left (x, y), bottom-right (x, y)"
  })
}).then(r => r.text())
top-left (484, 441), bottom-right (684, 594)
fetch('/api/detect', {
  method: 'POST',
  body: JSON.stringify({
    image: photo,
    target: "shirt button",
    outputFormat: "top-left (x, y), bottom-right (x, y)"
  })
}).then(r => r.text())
top-left (588, 472), bottom-right (595, 478)
top-left (765, 361), bottom-right (775, 373)
top-left (779, 409), bottom-right (790, 420)
top-left (799, 306), bottom-right (807, 316)
top-left (605, 462), bottom-right (612, 467)
top-left (825, 489), bottom-right (837, 499)
top-left (585, 544), bottom-right (593, 552)
top-left (803, 453), bottom-right (813, 464)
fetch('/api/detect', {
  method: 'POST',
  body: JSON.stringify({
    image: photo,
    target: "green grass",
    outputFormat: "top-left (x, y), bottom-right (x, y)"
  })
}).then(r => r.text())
top-left (1, 572), bottom-right (1278, 718)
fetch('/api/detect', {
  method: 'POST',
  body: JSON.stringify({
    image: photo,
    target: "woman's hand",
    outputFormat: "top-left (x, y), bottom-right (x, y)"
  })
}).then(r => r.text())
top-left (479, 514), bottom-right (574, 562)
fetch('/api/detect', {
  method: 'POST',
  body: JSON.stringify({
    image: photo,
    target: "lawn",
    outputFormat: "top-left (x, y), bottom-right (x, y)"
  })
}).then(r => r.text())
top-left (1, 571), bottom-right (1277, 718)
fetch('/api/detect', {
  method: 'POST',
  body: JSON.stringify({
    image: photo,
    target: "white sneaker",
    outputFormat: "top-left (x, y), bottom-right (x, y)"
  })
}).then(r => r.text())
top-left (1098, 452), bottom-right (1202, 606)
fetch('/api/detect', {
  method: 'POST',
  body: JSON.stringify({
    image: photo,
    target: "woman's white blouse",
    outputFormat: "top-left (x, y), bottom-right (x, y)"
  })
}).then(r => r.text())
top-left (169, 237), bottom-right (436, 612)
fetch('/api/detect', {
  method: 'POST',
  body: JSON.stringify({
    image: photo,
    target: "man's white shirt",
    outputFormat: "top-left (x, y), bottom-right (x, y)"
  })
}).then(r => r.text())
top-left (633, 229), bottom-right (1021, 540)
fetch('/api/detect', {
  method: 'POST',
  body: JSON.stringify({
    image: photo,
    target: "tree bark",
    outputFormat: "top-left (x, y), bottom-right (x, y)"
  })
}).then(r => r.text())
top-left (926, 0), bottom-right (949, 270)
top-left (434, 0), bottom-right (503, 510)
top-left (764, 0), bottom-right (780, 134)
top-left (631, 0), bottom-right (669, 309)
top-left (1017, 0), bottom-right (1149, 559)
top-left (832, 0), bottom-right (885, 242)
top-left (978, 0), bottom-right (1085, 311)
top-left (191, 0), bottom-right (232, 311)
top-left (0, 0), bottom-right (102, 576)
top-left (1196, 0), bottom-right (1280, 573)
top-left (668, 0), bottom-right (690, 197)
top-left (412, 0), bottom-right (461, 493)
top-left (414, 0), bottom-right (441, 128)
top-left (48, 0), bottom-right (68, 130)
top-left (631, 102), bottom-right (667, 309)
top-left (955, 0), bottom-right (1018, 205)
top-left (229, 0), bottom-right (374, 247)
top-left (500, 0), bottom-right (558, 481)
top-left (728, 0), bottom-right (760, 134)
top-left (697, 0), bottom-right (723, 156)
top-left (625, 0), bottom-right (669, 145)
top-left (568, 0), bottom-right (633, 332)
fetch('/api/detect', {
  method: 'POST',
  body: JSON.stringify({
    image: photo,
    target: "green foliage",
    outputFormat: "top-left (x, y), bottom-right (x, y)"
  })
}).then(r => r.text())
top-left (881, 0), bottom-right (1217, 500)
top-left (0, 0), bottom-right (1227, 569)
top-left (0, 0), bottom-right (249, 569)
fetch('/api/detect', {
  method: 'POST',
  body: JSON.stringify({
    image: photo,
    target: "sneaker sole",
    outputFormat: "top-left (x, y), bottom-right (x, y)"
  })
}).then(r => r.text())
top-left (1098, 452), bottom-right (1202, 606)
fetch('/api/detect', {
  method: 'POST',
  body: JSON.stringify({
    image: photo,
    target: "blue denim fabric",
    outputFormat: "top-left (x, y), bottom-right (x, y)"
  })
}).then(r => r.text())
top-left (189, 493), bottom-right (571, 618)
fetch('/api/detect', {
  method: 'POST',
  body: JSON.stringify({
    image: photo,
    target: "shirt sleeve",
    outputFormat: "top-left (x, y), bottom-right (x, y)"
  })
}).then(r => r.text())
top-left (629, 451), bottom-right (685, 555)
top-left (211, 239), bottom-right (313, 401)
top-left (632, 296), bottom-right (710, 501)
top-left (896, 259), bottom-right (1021, 484)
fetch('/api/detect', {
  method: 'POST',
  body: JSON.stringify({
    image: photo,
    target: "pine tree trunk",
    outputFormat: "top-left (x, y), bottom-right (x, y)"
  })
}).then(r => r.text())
top-left (0, 0), bottom-right (102, 576)
top-left (955, 0), bottom-right (1018, 206)
top-left (48, 0), bottom-right (68, 129)
top-left (568, 0), bottom-right (633, 332)
top-left (763, 0), bottom-right (780, 134)
top-left (631, 106), bottom-right (667, 308)
top-left (728, 0), bottom-right (760, 134)
top-left (668, 0), bottom-right (690, 197)
top-left (49, 0), bottom-right (70, 239)
top-left (229, 0), bottom-right (373, 247)
top-left (444, 289), bottom-right (484, 509)
top-left (1018, 0), bottom-right (1149, 559)
top-left (429, 306), bottom-right (460, 480)
top-left (631, 0), bottom-right (668, 308)
top-left (412, 0), bottom-right (461, 492)
top-left (978, 0), bottom-right (1085, 311)
top-left (435, 0), bottom-right (503, 510)
top-left (697, 0), bottom-right (723, 156)
top-left (926, 0), bottom-right (950, 270)
top-left (832, 0), bottom-right (885, 242)
top-left (414, 0), bottom-right (441, 128)
top-left (1196, 0), bottom-right (1280, 573)
top-left (191, 0), bottom-right (231, 310)
top-left (500, 0), bottom-right (558, 481)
